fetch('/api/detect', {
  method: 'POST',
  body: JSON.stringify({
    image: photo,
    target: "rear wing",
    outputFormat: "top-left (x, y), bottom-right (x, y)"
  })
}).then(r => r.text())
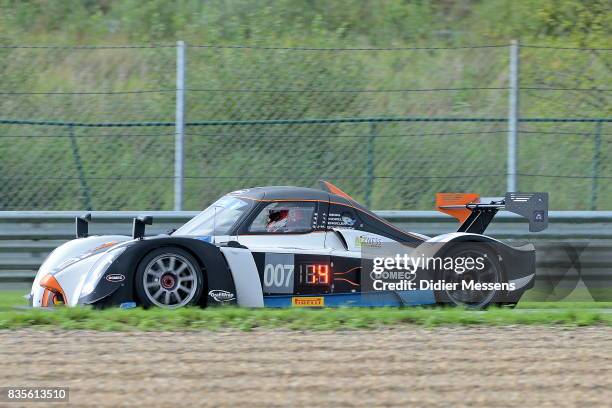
top-left (436, 192), bottom-right (548, 234)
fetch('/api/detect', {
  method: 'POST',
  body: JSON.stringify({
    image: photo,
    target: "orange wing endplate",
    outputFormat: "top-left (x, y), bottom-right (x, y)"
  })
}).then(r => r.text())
top-left (435, 193), bottom-right (480, 223)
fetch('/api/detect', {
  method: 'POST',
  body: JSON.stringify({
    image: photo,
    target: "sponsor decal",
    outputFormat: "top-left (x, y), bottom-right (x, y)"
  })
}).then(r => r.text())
top-left (327, 212), bottom-right (355, 229)
top-left (197, 236), bottom-right (212, 243)
top-left (355, 235), bottom-right (382, 248)
top-left (370, 268), bottom-right (417, 283)
top-left (105, 273), bottom-right (125, 283)
top-left (208, 289), bottom-right (235, 302)
top-left (341, 212), bottom-right (356, 226)
top-left (292, 296), bottom-right (325, 307)
top-left (533, 210), bottom-right (545, 222)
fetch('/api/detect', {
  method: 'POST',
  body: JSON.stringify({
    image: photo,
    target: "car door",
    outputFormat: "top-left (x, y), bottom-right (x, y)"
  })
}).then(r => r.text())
top-left (236, 200), bottom-right (333, 298)
top-left (324, 203), bottom-right (400, 295)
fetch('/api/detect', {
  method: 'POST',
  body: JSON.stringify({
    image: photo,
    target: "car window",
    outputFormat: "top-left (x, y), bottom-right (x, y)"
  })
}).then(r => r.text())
top-left (248, 202), bottom-right (316, 233)
top-left (175, 196), bottom-right (250, 236)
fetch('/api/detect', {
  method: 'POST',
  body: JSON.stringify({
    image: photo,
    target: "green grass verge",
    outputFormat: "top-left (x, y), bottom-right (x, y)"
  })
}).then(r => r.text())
top-left (1, 291), bottom-right (611, 331)
top-left (517, 302), bottom-right (612, 309)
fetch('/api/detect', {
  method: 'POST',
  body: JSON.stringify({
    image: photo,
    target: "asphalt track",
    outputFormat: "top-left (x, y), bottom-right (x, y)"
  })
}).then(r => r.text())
top-left (1, 326), bottom-right (610, 407)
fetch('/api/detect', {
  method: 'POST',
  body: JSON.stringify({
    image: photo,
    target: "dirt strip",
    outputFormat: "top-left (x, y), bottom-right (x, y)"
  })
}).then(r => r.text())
top-left (0, 327), bottom-right (610, 407)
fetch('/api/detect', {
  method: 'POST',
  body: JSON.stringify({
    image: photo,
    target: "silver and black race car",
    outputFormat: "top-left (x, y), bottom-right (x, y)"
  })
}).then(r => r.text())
top-left (29, 181), bottom-right (548, 309)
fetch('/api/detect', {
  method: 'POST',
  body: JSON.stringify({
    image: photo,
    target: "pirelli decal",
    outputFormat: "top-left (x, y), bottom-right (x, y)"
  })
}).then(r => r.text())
top-left (292, 296), bottom-right (325, 307)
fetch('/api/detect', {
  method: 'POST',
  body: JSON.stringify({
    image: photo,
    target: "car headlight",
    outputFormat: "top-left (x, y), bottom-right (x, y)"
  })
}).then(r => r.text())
top-left (80, 246), bottom-right (128, 297)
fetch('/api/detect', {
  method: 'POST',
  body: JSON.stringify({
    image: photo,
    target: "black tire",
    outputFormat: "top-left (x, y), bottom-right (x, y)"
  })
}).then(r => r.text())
top-left (135, 247), bottom-right (204, 309)
top-left (434, 242), bottom-right (504, 309)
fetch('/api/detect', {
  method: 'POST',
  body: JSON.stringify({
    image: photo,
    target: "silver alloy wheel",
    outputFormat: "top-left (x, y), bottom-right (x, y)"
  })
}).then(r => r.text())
top-left (142, 253), bottom-right (199, 308)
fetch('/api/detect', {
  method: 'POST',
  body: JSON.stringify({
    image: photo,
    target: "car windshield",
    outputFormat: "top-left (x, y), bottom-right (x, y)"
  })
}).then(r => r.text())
top-left (174, 196), bottom-right (250, 236)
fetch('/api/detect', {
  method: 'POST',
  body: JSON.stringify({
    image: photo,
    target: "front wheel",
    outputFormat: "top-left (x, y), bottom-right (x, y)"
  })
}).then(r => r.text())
top-left (135, 247), bottom-right (204, 309)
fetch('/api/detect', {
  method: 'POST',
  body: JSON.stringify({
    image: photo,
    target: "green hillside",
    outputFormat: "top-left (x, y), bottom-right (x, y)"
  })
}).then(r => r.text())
top-left (1, 0), bottom-right (609, 47)
top-left (0, 0), bottom-right (610, 211)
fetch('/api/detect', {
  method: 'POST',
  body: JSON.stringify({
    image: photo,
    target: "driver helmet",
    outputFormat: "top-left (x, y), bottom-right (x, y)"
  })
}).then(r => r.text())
top-left (267, 209), bottom-right (289, 232)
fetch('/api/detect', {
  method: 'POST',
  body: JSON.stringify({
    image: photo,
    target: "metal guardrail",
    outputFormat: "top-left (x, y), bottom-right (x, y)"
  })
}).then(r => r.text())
top-left (1, 211), bottom-right (611, 287)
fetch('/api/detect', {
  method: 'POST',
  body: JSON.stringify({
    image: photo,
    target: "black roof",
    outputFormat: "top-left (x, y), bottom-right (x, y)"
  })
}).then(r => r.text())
top-left (228, 185), bottom-right (364, 208)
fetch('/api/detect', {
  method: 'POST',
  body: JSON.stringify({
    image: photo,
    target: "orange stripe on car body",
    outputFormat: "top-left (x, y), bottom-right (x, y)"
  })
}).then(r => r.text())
top-left (333, 278), bottom-right (360, 286)
top-left (319, 180), bottom-right (358, 202)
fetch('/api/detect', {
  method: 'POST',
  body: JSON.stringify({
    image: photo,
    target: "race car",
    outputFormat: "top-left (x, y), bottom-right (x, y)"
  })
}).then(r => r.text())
top-left (28, 181), bottom-right (548, 309)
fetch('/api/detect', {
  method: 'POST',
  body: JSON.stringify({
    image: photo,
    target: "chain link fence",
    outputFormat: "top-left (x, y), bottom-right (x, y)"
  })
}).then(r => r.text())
top-left (0, 43), bottom-right (609, 211)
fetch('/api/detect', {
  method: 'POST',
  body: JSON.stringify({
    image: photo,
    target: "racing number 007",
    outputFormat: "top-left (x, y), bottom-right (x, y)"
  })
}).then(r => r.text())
top-left (263, 264), bottom-right (294, 287)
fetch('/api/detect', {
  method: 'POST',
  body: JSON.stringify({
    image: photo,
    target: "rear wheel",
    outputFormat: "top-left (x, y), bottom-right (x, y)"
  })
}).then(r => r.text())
top-left (135, 247), bottom-right (204, 308)
top-left (435, 243), bottom-right (503, 309)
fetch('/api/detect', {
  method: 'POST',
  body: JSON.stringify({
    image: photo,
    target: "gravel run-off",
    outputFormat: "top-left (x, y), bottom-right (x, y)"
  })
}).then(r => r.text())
top-left (1, 326), bottom-right (610, 407)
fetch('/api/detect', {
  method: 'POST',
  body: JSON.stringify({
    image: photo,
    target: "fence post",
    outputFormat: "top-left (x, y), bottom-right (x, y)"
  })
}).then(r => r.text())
top-left (507, 40), bottom-right (519, 193)
top-left (174, 40), bottom-right (186, 211)
top-left (591, 121), bottom-right (602, 210)
top-left (365, 123), bottom-right (376, 208)
top-left (68, 124), bottom-right (93, 210)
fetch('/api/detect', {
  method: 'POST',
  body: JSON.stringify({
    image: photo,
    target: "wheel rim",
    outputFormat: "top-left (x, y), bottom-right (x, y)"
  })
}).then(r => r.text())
top-left (443, 250), bottom-right (500, 307)
top-left (143, 253), bottom-right (198, 308)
